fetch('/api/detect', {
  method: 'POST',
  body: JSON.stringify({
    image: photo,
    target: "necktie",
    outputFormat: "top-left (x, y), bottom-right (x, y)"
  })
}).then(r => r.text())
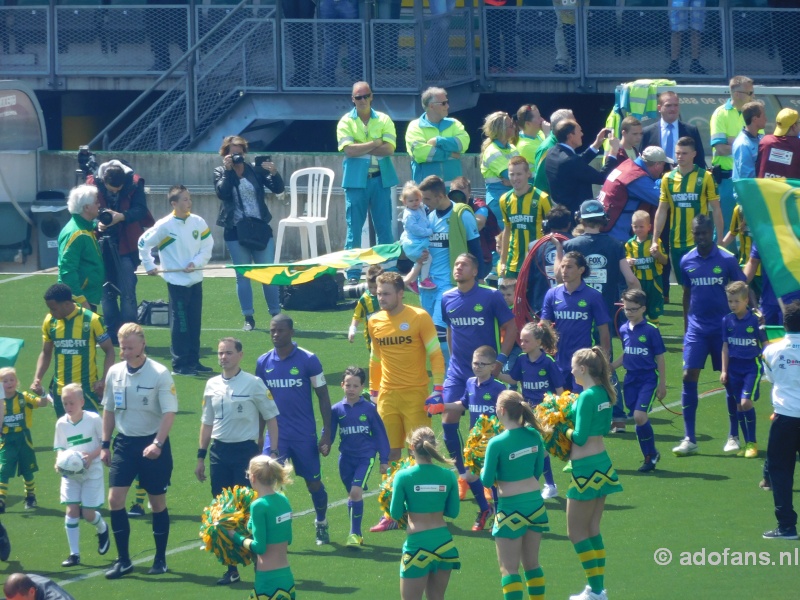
top-left (664, 124), bottom-right (674, 160)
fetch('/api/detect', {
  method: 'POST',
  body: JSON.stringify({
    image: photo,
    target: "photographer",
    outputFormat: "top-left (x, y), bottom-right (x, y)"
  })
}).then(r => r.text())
top-left (86, 160), bottom-right (154, 345)
top-left (214, 135), bottom-right (285, 331)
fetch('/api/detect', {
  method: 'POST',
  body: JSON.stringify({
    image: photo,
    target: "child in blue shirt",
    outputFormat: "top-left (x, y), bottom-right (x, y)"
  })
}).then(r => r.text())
top-left (399, 182), bottom-right (435, 291)
top-left (329, 366), bottom-right (390, 548)
top-left (720, 281), bottom-right (766, 459)
top-left (499, 321), bottom-right (564, 498)
top-left (611, 289), bottom-right (667, 473)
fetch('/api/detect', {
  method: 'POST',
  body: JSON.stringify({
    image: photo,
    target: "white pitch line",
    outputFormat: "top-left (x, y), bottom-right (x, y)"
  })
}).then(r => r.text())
top-left (56, 490), bottom-right (377, 587)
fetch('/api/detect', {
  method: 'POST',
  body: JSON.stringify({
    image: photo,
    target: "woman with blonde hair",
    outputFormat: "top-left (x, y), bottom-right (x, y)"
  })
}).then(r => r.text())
top-left (566, 347), bottom-right (623, 600)
top-left (390, 427), bottom-right (460, 600)
top-left (480, 111), bottom-right (519, 225)
top-left (481, 390), bottom-right (549, 600)
top-left (225, 455), bottom-right (296, 599)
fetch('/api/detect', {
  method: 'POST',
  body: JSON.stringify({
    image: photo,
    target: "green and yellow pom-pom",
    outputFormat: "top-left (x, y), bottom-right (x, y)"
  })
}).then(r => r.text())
top-left (200, 485), bottom-right (258, 566)
top-left (377, 456), bottom-right (415, 529)
top-left (533, 391), bottom-right (578, 461)
top-left (463, 414), bottom-right (504, 475)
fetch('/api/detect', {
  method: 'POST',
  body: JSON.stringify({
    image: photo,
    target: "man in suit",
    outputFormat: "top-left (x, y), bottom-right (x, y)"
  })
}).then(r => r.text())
top-left (544, 119), bottom-right (619, 214)
top-left (640, 91), bottom-right (706, 168)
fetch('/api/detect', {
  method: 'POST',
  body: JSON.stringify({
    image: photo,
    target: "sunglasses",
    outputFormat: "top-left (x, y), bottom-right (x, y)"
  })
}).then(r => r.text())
top-left (353, 94), bottom-right (372, 101)
top-left (430, 100), bottom-right (449, 106)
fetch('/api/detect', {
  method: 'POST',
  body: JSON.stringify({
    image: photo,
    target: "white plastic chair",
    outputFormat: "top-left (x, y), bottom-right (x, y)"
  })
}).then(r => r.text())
top-left (274, 167), bottom-right (335, 262)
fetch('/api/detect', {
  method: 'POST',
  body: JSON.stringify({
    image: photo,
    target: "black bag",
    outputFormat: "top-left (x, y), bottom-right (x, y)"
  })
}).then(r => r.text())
top-left (234, 182), bottom-right (271, 251)
top-left (280, 274), bottom-right (341, 311)
top-left (137, 300), bottom-right (170, 327)
top-left (236, 216), bottom-right (270, 251)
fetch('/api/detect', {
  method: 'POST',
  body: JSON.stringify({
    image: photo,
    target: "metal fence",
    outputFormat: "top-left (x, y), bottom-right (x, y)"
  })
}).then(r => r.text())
top-left (730, 8), bottom-right (799, 82)
top-left (0, 6), bottom-right (50, 75)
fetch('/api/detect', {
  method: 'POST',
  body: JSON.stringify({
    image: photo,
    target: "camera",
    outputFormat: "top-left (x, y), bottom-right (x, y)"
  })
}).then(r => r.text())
top-left (343, 281), bottom-right (368, 299)
top-left (232, 153), bottom-right (245, 165)
top-left (77, 145), bottom-right (98, 177)
top-left (97, 209), bottom-right (114, 226)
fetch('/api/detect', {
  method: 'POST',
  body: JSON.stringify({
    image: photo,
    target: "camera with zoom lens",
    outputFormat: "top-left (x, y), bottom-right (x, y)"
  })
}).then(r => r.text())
top-left (232, 153), bottom-right (245, 165)
top-left (77, 145), bottom-right (98, 177)
top-left (343, 282), bottom-right (368, 299)
top-left (97, 209), bottom-right (114, 226)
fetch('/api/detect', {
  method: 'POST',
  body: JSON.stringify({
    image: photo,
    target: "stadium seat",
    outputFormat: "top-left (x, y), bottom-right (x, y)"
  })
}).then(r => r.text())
top-left (274, 167), bottom-right (335, 263)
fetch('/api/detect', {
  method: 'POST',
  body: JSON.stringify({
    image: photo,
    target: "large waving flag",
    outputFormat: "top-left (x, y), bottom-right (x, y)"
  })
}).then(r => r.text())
top-left (232, 243), bottom-right (402, 286)
top-left (734, 178), bottom-right (800, 299)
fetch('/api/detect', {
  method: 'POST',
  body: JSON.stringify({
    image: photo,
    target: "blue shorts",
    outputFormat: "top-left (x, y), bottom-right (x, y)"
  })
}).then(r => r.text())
top-left (761, 301), bottom-right (782, 326)
top-left (624, 371), bottom-right (658, 414)
top-left (267, 435), bottom-right (321, 483)
top-left (443, 374), bottom-right (467, 405)
top-left (725, 357), bottom-right (762, 402)
top-left (683, 326), bottom-right (723, 371)
top-left (420, 285), bottom-right (451, 329)
top-left (670, 0), bottom-right (706, 32)
top-left (560, 369), bottom-right (582, 394)
top-left (339, 454), bottom-right (375, 492)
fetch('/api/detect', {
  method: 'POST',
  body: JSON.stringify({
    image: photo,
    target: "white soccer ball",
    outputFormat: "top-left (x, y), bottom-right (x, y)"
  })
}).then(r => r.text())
top-left (56, 450), bottom-right (87, 481)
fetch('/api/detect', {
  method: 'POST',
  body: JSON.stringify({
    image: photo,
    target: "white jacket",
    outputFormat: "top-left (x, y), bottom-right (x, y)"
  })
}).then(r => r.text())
top-left (763, 333), bottom-right (800, 418)
top-left (138, 212), bottom-right (213, 287)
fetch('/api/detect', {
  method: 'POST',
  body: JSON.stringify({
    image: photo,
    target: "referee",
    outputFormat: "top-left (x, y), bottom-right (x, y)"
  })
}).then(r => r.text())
top-left (100, 323), bottom-right (178, 580)
top-left (196, 337), bottom-right (279, 585)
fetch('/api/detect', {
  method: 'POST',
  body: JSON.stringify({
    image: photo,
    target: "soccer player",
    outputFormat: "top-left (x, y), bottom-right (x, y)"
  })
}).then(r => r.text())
top-left (540, 252), bottom-right (611, 392)
top-left (481, 391), bottom-right (548, 600)
top-left (329, 366), bottom-right (390, 547)
top-left (368, 272), bottom-right (445, 532)
top-left (255, 314), bottom-right (332, 546)
top-left (499, 322), bottom-right (564, 498)
top-left (498, 156), bottom-right (552, 280)
top-left (0, 368), bottom-right (49, 512)
top-left (626, 210), bottom-right (668, 325)
top-left (54, 384), bottom-right (109, 567)
top-left (673, 215), bottom-right (745, 457)
top-left (196, 337), bottom-right (279, 585)
top-left (100, 323), bottom-right (178, 579)
top-left (720, 281), bottom-right (765, 459)
top-left (390, 427), bottom-right (460, 600)
top-left (611, 290), bottom-right (667, 472)
top-left (565, 348), bottom-right (623, 600)
top-left (652, 136), bottom-right (723, 286)
top-left (31, 283), bottom-right (115, 417)
top-left (348, 265), bottom-right (382, 346)
top-left (439, 254), bottom-right (516, 509)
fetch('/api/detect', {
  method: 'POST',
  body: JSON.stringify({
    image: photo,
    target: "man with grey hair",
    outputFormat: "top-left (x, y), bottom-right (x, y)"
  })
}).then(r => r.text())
top-left (532, 108), bottom-right (574, 193)
top-left (58, 184), bottom-right (104, 309)
top-left (405, 87), bottom-right (470, 184)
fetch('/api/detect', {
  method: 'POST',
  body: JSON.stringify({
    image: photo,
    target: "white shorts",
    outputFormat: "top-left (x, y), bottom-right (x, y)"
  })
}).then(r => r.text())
top-left (60, 475), bottom-right (105, 509)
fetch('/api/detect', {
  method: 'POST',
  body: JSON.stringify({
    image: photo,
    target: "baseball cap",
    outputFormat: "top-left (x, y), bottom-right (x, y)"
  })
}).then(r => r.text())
top-left (447, 189), bottom-right (467, 204)
top-left (579, 199), bottom-right (606, 219)
top-left (774, 108), bottom-right (798, 136)
top-left (641, 146), bottom-right (674, 164)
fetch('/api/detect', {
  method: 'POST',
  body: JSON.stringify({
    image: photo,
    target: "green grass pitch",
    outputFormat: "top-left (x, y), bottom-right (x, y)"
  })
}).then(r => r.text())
top-left (1, 273), bottom-right (797, 599)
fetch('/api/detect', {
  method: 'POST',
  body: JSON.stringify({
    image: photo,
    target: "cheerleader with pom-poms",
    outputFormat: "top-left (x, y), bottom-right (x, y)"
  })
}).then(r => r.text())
top-left (480, 390), bottom-right (549, 600)
top-left (565, 348), bottom-right (623, 600)
top-left (499, 321), bottom-right (564, 499)
top-left (222, 455), bottom-right (296, 599)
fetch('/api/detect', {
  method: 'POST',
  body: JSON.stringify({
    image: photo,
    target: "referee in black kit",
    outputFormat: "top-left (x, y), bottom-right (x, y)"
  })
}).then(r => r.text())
top-left (100, 323), bottom-right (178, 579)
top-left (195, 337), bottom-right (280, 586)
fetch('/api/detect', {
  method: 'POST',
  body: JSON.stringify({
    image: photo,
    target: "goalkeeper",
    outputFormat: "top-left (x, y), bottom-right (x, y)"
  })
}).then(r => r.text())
top-left (367, 273), bottom-right (445, 532)
top-left (53, 383), bottom-right (109, 568)
top-left (0, 367), bottom-right (49, 514)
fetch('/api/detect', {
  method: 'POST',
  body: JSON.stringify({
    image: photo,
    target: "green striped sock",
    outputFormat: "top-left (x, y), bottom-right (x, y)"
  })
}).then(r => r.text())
top-left (501, 574), bottom-right (524, 600)
top-left (524, 566), bottom-right (545, 599)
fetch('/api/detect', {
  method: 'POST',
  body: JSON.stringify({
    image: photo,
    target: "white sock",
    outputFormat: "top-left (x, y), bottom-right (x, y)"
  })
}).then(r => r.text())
top-left (89, 512), bottom-right (107, 534)
top-left (65, 516), bottom-right (80, 555)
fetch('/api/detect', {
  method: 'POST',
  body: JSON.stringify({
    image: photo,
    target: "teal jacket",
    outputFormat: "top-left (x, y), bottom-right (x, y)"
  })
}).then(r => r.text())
top-left (337, 108), bottom-right (399, 189)
top-left (58, 213), bottom-right (104, 305)
top-left (406, 113), bottom-right (470, 183)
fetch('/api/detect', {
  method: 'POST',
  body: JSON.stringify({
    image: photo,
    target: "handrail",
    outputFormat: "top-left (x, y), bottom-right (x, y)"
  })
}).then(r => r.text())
top-left (87, 0), bottom-right (253, 150)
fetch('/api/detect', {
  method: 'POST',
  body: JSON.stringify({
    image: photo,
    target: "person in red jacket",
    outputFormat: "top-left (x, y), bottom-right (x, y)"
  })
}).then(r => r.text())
top-left (756, 108), bottom-right (800, 180)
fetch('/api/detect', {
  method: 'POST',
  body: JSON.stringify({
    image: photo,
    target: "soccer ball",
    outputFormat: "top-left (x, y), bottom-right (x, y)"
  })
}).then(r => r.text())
top-left (56, 450), bottom-right (87, 481)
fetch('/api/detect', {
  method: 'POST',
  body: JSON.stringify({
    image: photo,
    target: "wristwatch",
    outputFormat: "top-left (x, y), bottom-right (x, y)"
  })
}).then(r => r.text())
top-left (153, 439), bottom-right (164, 449)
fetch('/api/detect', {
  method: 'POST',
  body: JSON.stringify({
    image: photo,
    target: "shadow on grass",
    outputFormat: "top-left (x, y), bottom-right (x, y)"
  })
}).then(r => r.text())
top-left (295, 579), bottom-right (360, 594)
top-left (291, 541), bottom-right (399, 564)
top-left (616, 468), bottom-right (730, 481)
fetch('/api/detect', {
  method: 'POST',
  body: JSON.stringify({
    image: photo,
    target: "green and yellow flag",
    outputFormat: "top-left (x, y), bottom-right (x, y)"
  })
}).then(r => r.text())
top-left (734, 178), bottom-right (800, 299)
top-left (231, 243), bottom-right (402, 286)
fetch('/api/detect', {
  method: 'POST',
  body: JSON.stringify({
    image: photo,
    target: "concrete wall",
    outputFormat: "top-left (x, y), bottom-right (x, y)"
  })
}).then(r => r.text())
top-left (35, 151), bottom-right (486, 263)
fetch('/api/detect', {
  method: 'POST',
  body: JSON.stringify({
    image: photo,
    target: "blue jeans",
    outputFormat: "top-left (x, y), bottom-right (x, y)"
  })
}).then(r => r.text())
top-left (102, 253), bottom-right (139, 344)
top-left (344, 177), bottom-right (394, 279)
top-left (320, 0), bottom-right (362, 82)
top-left (226, 238), bottom-right (281, 317)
